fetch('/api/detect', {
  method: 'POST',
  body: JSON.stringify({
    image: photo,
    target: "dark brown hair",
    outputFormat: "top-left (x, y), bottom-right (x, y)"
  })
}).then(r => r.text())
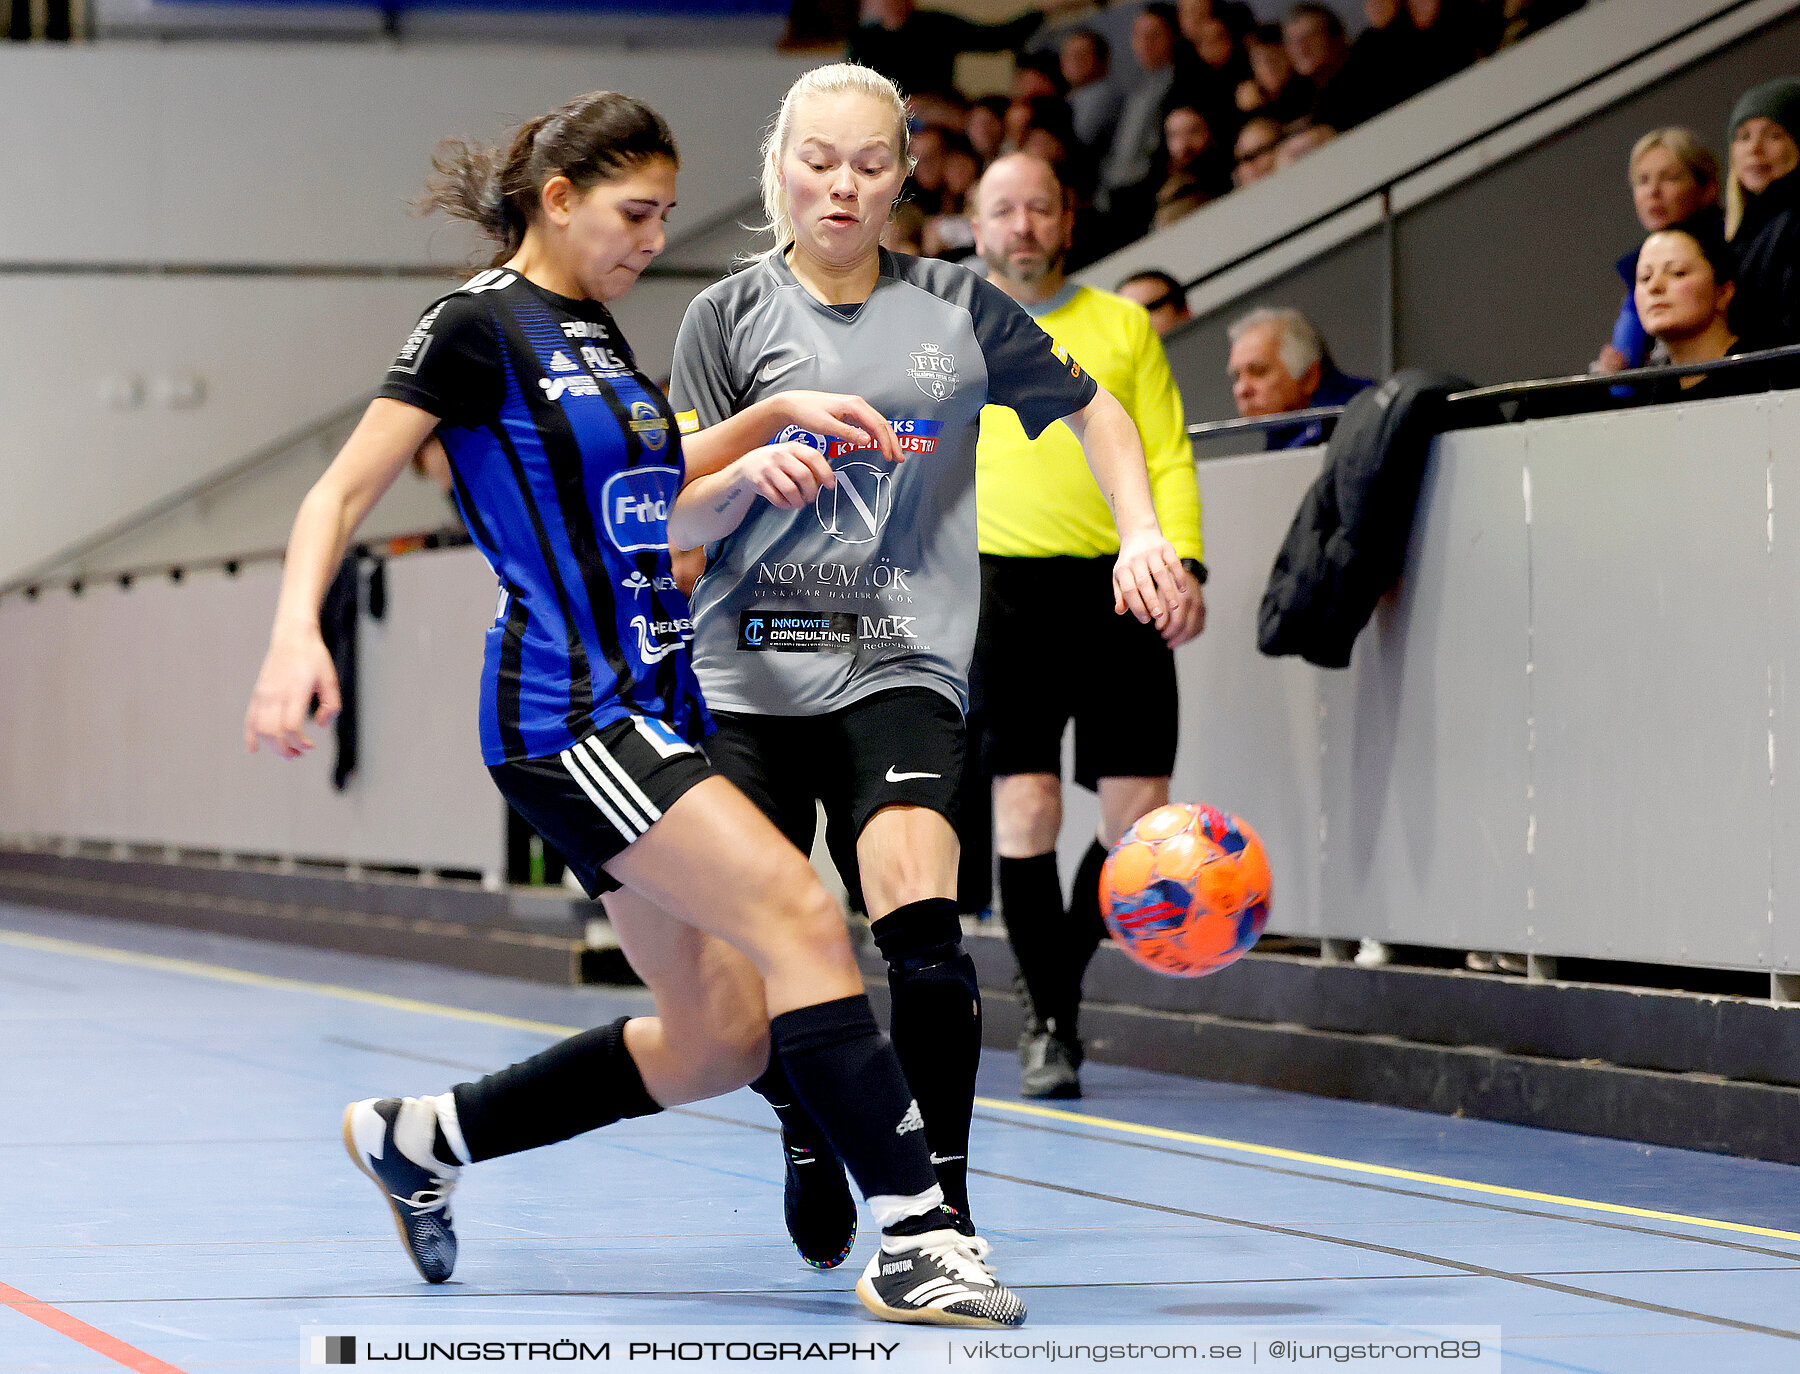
top-left (422, 91), bottom-right (679, 266)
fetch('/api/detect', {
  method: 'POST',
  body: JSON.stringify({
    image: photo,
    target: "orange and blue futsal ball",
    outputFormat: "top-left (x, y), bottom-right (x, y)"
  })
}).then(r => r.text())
top-left (1099, 803), bottom-right (1271, 977)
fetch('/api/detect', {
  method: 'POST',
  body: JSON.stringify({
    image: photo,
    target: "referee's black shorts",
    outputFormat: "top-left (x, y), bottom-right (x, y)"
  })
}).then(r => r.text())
top-left (974, 553), bottom-right (1178, 791)
top-left (488, 713), bottom-right (713, 898)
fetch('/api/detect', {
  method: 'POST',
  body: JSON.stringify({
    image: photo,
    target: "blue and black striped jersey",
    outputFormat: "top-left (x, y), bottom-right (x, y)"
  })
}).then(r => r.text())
top-left (380, 269), bottom-right (709, 766)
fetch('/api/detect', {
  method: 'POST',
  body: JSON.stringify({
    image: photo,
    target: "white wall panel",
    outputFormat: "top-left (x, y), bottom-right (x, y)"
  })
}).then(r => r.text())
top-left (0, 44), bottom-right (810, 265)
top-left (0, 276), bottom-right (438, 587)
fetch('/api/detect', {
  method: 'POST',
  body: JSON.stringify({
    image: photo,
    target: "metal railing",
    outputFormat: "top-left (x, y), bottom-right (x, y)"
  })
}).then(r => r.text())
top-left (4, 523), bottom-right (471, 603)
top-left (1185, 344), bottom-right (1800, 448)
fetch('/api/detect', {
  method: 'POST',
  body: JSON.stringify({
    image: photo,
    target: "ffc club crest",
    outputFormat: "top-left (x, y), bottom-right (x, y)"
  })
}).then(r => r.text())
top-left (907, 343), bottom-right (958, 401)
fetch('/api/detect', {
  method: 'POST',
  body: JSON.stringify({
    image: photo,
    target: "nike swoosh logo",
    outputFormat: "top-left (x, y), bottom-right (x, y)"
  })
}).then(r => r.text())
top-left (886, 767), bottom-right (942, 783)
top-left (929, 1154), bottom-right (964, 1165)
top-left (757, 354), bottom-right (814, 385)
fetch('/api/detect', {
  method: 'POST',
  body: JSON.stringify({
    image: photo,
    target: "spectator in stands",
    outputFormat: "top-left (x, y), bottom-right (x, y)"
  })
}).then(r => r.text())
top-left (967, 96), bottom-right (1009, 164)
top-left (1175, 11), bottom-right (1250, 137)
top-left (1236, 24), bottom-right (1312, 125)
top-left (1061, 28), bottom-right (1124, 156)
top-left (1283, 3), bottom-right (1356, 131)
top-left (1117, 269), bottom-right (1194, 336)
top-left (1098, 4), bottom-right (1181, 236)
top-left (923, 134), bottom-right (983, 260)
top-left (1401, 0), bottom-right (1482, 91)
top-left (1232, 114), bottom-right (1283, 187)
top-left (1227, 306), bottom-right (1373, 448)
top-left (906, 124), bottom-right (950, 215)
top-left (1627, 221), bottom-right (1796, 404)
top-left (1275, 121), bottom-right (1337, 169)
top-left (883, 201), bottom-right (928, 255)
top-left (848, 0), bottom-right (1047, 101)
top-left (1155, 103), bottom-right (1232, 229)
top-left (1335, 0), bottom-right (1422, 128)
top-left (1725, 78), bottom-right (1800, 347)
top-left (1013, 50), bottom-right (1067, 103)
top-left (1591, 129), bottom-right (1719, 375)
top-left (1484, 0), bottom-right (1584, 52)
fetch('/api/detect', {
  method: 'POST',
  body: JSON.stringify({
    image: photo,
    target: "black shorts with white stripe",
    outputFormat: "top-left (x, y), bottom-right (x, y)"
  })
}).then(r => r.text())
top-left (489, 713), bottom-right (714, 897)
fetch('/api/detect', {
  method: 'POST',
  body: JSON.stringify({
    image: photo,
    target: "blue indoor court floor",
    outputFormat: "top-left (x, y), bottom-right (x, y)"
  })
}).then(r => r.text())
top-left (4, 902), bottom-right (1800, 1374)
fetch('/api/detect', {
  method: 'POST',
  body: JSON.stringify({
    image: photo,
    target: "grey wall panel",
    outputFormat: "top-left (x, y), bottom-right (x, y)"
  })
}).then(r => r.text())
top-left (1163, 231), bottom-right (1388, 445)
top-left (1527, 402), bottom-right (1774, 966)
top-left (1050, 450), bottom-right (1326, 934)
top-left (1318, 436), bottom-right (1533, 947)
top-left (1764, 392), bottom-right (1800, 972)
top-left (1178, 452), bottom-right (1328, 935)
top-left (1393, 10), bottom-right (1800, 387)
top-left (0, 549), bottom-right (504, 875)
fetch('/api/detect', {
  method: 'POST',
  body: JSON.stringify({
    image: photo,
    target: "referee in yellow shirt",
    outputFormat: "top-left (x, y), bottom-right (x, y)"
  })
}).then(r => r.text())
top-left (971, 154), bottom-right (1206, 1099)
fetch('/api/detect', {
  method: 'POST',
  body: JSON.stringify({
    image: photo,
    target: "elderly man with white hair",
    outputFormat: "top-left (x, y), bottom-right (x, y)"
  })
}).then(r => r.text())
top-left (1227, 306), bottom-right (1373, 448)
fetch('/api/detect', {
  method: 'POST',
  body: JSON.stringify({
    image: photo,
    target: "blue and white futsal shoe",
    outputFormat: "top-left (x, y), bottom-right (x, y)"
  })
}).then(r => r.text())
top-left (856, 1216), bottom-right (1027, 1328)
top-left (342, 1097), bottom-right (460, 1283)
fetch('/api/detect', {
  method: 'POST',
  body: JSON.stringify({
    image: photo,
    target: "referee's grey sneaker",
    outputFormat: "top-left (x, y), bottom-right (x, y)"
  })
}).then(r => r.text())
top-left (856, 1216), bottom-right (1027, 1328)
top-left (343, 1097), bottom-right (460, 1283)
top-left (1019, 1016), bottom-right (1082, 1100)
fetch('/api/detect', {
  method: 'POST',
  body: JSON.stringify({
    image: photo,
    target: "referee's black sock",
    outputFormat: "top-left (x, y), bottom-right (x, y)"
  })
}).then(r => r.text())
top-left (871, 896), bottom-right (980, 1221)
top-left (770, 994), bottom-right (941, 1223)
top-left (1057, 839), bottom-right (1113, 1040)
top-left (449, 1016), bottom-right (662, 1163)
top-left (999, 854), bottom-right (1077, 1031)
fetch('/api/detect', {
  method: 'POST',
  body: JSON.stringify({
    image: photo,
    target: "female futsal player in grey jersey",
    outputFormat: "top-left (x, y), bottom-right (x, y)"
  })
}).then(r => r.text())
top-left (668, 62), bottom-right (1187, 1273)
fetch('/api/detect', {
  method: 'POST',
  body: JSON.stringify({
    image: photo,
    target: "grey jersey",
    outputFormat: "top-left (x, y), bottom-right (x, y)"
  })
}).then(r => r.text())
top-left (669, 249), bottom-right (1096, 717)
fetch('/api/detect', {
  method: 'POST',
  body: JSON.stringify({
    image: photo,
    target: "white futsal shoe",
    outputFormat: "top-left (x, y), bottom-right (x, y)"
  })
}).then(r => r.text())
top-left (343, 1097), bottom-right (461, 1283)
top-left (855, 1209), bottom-right (1027, 1327)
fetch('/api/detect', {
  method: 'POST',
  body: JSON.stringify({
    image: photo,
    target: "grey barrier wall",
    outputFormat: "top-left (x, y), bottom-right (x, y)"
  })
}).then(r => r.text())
top-left (0, 548), bottom-right (504, 879)
top-left (4, 391), bottom-right (1798, 970)
top-left (1057, 388), bottom-right (1800, 974)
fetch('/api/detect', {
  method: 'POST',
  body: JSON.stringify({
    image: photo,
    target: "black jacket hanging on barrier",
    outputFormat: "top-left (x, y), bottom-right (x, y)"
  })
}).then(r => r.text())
top-left (1257, 369), bottom-right (1472, 669)
top-left (316, 554), bottom-right (388, 790)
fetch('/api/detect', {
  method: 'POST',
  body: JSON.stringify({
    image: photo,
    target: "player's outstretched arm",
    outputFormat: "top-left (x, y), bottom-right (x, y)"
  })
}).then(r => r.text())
top-left (1060, 386), bottom-right (1187, 631)
top-left (244, 398), bottom-right (440, 759)
top-left (669, 441), bottom-right (838, 550)
top-left (679, 391), bottom-right (904, 485)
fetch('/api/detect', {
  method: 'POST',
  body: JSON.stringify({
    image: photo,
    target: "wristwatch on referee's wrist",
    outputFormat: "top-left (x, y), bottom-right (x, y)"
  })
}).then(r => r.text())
top-left (1180, 558), bottom-right (1208, 585)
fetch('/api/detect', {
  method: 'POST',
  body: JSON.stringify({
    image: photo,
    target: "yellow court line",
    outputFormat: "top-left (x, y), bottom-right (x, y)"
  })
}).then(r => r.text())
top-left (0, 929), bottom-right (576, 1038)
top-left (9, 925), bottom-right (1800, 1246)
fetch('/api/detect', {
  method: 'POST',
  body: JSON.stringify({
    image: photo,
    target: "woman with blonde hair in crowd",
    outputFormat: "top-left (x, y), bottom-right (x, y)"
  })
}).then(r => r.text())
top-left (1591, 127), bottom-right (1719, 374)
top-left (1724, 77), bottom-right (1800, 346)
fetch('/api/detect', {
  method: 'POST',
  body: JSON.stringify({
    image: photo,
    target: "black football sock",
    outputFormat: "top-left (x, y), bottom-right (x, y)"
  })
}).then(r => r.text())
top-left (999, 853), bottom-right (1076, 1029)
top-left (449, 1015), bottom-right (661, 1163)
top-left (872, 896), bottom-right (980, 1220)
top-left (769, 994), bottom-right (941, 1222)
top-left (749, 1057), bottom-right (838, 1157)
top-left (1055, 838), bottom-right (1112, 1040)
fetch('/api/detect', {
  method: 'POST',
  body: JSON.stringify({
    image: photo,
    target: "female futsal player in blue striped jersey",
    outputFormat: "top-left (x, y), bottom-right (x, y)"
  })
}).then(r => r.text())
top-left (667, 63), bottom-right (1187, 1273)
top-left (243, 90), bottom-right (1026, 1328)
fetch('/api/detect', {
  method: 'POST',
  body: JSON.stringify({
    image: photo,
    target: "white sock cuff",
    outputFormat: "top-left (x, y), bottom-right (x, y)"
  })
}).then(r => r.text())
top-left (868, 1184), bottom-right (945, 1234)
top-left (427, 1091), bottom-right (472, 1166)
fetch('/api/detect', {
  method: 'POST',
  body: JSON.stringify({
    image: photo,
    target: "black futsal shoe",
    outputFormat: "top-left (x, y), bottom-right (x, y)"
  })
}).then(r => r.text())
top-left (780, 1128), bottom-right (857, 1269)
top-left (856, 1208), bottom-right (1027, 1328)
top-left (343, 1097), bottom-right (460, 1283)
